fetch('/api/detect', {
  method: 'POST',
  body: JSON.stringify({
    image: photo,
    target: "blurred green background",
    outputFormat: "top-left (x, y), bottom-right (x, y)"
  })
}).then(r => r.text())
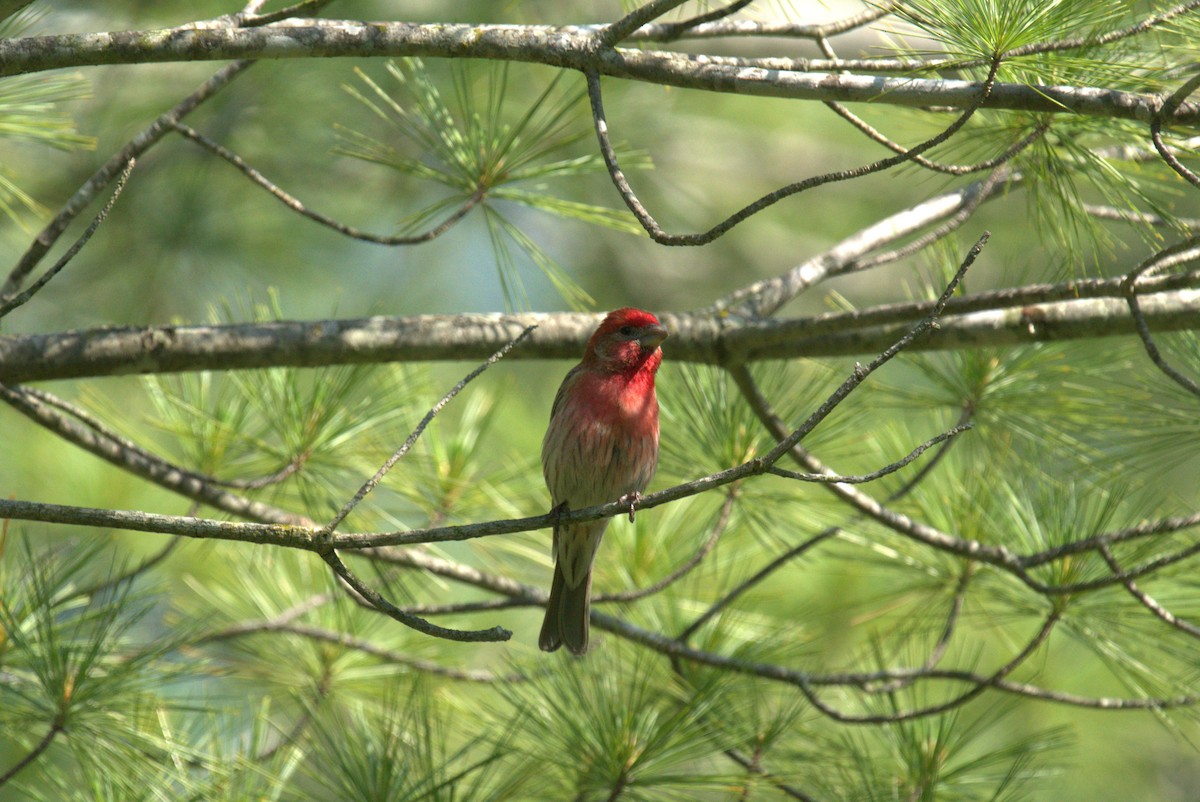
top-left (2, 2), bottom-right (1199, 800)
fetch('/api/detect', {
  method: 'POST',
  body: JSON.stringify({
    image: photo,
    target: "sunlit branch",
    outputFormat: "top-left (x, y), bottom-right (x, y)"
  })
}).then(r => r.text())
top-left (3, 25), bottom-right (1195, 125)
top-left (5, 264), bottom-right (1200, 387)
top-left (1099, 543), bottom-right (1200, 639)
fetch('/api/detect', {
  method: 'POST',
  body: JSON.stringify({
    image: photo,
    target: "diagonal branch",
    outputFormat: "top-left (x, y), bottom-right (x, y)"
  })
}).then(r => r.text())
top-left (599, 0), bottom-right (691, 47)
top-left (0, 158), bottom-right (136, 319)
top-left (324, 324), bottom-right (536, 534)
top-left (1099, 543), bottom-right (1200, 639)
top-left (1, 61), bottom-right (252, 297)
top-left (0, 382), bottom-right (310, 526)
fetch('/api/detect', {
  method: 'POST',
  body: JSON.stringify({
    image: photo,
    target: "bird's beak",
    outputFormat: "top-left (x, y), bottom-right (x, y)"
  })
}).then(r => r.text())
top-left (639, 324), bottom-right (668, 350)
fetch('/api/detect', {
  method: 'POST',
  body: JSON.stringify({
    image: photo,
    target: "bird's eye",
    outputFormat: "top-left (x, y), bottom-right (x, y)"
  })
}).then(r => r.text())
top-left (618, 325), bottom-right (636, 336)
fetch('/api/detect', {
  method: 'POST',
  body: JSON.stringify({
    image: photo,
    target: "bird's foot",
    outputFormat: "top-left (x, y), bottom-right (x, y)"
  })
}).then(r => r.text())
top-left (550, 501), bottom-right (569, 525)
top-left (618, 491), bottom-right (642, 523)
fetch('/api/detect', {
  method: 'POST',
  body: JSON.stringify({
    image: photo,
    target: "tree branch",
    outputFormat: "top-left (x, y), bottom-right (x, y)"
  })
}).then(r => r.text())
top-left (4, 282), bottom-right (1198, 383)
top-left (0, 24), bottom-right (1195, 124)
top-left (0, 61), bottom-right (252, 299)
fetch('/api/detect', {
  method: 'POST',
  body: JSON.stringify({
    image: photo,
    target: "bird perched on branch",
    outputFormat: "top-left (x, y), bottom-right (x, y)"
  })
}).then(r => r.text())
top-left (539, 308), bottom-right (668, 655)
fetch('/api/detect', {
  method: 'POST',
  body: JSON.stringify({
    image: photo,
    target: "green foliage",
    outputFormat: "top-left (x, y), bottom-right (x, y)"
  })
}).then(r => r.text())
top-left (0, 539), bottom-right (193, 799)
top-left (3, 2), bottom-right (1200, 800)
top-left (0, 8), bottom-right (95, 228)
top-left (495, 650), bottom-right (737, 799)
top-left (296, 685), bottom-right (527, 802)
top-left (336, 58), bottom-right (650, 311)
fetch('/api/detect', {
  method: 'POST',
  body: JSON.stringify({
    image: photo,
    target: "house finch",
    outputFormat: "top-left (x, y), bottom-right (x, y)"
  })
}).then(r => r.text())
top-left (539, 308), bottom-right (667, 655)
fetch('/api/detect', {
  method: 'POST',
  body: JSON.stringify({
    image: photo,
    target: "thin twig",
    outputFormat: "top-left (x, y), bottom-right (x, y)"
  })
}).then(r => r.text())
top-left (67, 538), bottom-right (181, 602)
top-left (757, 232), bottom-right (987, 464)
top-left (766, 424), bottom-right (972, 485)
top-left (594, 489), bottom-right (737, 603)
top-left (0, 721), bottom-right (62, 788)
top-left (0, 158), bottom-right (135, 318)
top-left (1, 61), bottom-right (251, 297)
top-left (323, 324), bottom-right (537, 534)
top-left (828, 102), bottom-right (1049, 177)
top-left (1151, 71), bottom-right (1200, 189)
top-left (320, 549), bottom-right (511, 642)
top-left (1122, 237), bottom-right (1200, 398)
top-left (599, 0), bottom-right (691, 47)
top-left (648, 0), bottom-right (754, 42)
top-left (690, 386), bottom-right (976, 643)
top-left (171, 122), bottom-right (484, 245)
top-left (678, 527), bottom-right (838, 641)
top-left (630, 2), bottom-right (896, 41)
top-left (1099, 544), bottom-right (1200, 639)
top-left (586, 59), bottom-right (1003, 246)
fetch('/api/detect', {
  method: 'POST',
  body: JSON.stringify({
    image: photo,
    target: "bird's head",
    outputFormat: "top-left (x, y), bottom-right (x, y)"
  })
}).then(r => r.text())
top-left (583, 308), bottom-right (668, 374)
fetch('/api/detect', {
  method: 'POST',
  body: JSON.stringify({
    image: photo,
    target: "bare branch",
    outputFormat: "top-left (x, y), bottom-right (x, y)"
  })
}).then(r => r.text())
top-left (324, 324), bottom-right (536, 534)
top-left (0, 158), bottom-right (135, 318)
top-left (3, 281), bottom-right (1199, 383)
top-left (0, 383), bottom-right (310, 526)
top-left (1, 61), bottom-right (251, 298)
top-left (1, 25), bottom-right (1194, 124)
top-left (320, 549), bottom-right (512, 642)
top-left (171, 122), bottom-right (484, 244)
top-left (766, 424), bottom-right (972, 485)
top-left (586, 59), bottom-right (1002, 245)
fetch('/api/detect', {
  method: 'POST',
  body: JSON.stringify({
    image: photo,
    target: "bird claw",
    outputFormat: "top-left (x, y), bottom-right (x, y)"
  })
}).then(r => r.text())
top-left (618, 491), bottom-right (642, 522)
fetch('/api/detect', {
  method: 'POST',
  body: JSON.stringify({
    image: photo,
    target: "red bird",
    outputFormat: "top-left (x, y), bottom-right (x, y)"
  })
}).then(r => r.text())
top-left (539, 308), bottom-right (668, 654)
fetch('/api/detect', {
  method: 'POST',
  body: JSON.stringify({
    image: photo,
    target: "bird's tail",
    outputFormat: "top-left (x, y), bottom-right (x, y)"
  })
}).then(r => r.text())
top-left (539, 559), bottom-right (592, 655)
